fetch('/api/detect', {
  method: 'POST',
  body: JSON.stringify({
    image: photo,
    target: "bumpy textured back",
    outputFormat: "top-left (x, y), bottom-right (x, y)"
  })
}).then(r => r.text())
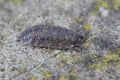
top-left (17, 25), bottom-right (84, 50)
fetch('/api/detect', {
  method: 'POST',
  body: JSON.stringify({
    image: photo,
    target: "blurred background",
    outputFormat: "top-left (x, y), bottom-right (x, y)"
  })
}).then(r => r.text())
top-left (0, 0), bottom-right (120, 80)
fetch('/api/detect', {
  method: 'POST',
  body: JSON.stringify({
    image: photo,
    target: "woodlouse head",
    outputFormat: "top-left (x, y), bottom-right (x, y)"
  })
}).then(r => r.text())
top-left (16, 29), bottom-right (35, 45)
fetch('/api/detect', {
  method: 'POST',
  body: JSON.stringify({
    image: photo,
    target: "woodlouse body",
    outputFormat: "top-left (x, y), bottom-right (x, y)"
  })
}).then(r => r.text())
top-left (17, 25), bottom-right (84, 50)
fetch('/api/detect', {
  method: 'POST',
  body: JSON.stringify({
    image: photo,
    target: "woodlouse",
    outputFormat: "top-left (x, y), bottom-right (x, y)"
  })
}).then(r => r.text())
top-left (17, 24), bottom-right (84, 51)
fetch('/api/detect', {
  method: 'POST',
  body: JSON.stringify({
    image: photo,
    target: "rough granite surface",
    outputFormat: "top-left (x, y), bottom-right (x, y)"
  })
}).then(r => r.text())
top-left (0, 0), bottom-right (120, 80)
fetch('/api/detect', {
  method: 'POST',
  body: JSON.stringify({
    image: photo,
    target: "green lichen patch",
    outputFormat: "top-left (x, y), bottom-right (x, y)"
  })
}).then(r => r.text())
top-left (43, 72), bottom-right (53, 79)
top-left (11, 0), bottom-right (24, 4)
top-left (83, 24), bottom-right (92, 31)
top-left (112, 0), bottom-right (120, 10)
top-left (58, 75), bottom-right (70, 80)
top-left (90, 0), bottom-right (110, 15)
top-left (56, 52), bottom-right (81, 65)
top-left (85, 48), bottom-right (120, 72)
top-left (29, 76), bottom-right (37, 80)
top-left (94, 0), bottom-right (110, 10)
top-left (90, 0), bottom-right (120, 15)
top-left (74, 17), bottom-right (84, 23)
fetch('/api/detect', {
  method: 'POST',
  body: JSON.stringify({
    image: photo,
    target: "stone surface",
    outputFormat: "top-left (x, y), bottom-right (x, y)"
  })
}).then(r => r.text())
top-left (0, 0), bottom-right (120, 80)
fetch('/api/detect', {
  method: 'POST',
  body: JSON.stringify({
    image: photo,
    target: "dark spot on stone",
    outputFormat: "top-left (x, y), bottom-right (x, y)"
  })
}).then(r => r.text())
top-left (1, 68), bottom-right (5, 72)
top-left (11, 67), bottom-right (18, 71)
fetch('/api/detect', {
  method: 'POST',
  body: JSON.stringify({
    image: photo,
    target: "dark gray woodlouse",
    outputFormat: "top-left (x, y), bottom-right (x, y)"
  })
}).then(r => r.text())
top-left (17, 25), bottom-right (84, 51)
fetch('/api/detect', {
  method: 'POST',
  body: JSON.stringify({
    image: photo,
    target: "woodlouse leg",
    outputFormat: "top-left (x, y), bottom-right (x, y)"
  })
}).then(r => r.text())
top-left (71, 47), bottom-right (82, 52)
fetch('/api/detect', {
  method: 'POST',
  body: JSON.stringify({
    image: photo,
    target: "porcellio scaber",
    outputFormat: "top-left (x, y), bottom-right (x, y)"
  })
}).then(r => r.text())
top-left (17, 25), bottom-right (84, 51)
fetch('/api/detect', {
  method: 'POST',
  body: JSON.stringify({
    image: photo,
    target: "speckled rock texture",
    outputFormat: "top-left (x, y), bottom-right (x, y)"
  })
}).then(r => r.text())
top-left (0, 0), bottom-right (120, 80)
